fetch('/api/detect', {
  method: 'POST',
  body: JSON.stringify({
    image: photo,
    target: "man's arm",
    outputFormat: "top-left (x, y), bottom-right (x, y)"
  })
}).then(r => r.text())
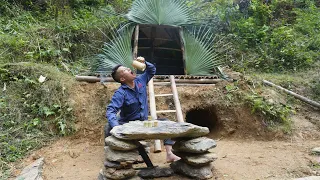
top-left (138, 61), bottom-right (156, 84)
top-left (106, 91), bottom-right (124, 128)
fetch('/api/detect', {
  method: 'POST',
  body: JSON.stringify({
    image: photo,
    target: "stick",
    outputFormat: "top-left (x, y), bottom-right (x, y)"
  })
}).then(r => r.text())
top-left (263, 80), bottom-right (320, 109)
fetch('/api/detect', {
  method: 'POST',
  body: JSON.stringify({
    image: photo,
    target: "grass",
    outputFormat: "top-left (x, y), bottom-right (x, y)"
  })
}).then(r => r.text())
top-left (247, 63), bottom-right (320, 99)
top-left (0, 62), bottom-right (75, 179)
top-left (223, 77), bottom-right (296, 133)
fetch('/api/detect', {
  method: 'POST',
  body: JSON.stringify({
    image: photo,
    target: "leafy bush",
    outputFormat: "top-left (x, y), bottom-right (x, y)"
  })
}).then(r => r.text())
top-left (0, 2), bottom-right (114, 69)
top-left (311, 78), bottom-right (320, 101)
top-left (215, 0), bottom-right (320, 72)
top-left (245, 94), bottom-right (293, 129)
top-left (0, 63), bottom-right (75, 177)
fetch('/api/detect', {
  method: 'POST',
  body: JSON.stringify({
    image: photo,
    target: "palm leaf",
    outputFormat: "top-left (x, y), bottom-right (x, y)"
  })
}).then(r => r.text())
top-left (182, 26), bottom-right (224, 75)
top-left (125, 0), bottom-right (195, 26)
top-left (92, 25), bottom-right (135, 74)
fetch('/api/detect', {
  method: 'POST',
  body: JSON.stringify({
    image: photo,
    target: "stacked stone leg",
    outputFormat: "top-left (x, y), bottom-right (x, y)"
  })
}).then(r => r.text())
top-left (98, 136), bottom-right (142, 180)
top-left (171, 137), bottom-right (217, 180)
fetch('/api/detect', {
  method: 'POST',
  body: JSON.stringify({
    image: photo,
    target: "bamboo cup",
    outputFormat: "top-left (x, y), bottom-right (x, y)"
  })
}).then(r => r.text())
top-left (132, 60), bottom-right (146, 71)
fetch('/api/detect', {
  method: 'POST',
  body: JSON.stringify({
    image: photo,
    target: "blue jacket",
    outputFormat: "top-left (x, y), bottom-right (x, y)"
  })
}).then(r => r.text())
top-left (106, 62), bottom-right (156, 128)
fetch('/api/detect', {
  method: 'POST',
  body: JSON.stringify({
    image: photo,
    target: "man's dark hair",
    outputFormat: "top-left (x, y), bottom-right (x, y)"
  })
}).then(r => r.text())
top-left (111, 65), bottom-right (122, 83)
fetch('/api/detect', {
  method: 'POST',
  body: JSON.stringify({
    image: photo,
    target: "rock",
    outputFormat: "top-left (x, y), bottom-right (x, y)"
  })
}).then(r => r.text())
top-left (103, 168), bottom-right (136, 180)
top-left (105, 146), bottom-right (142, 162)
top-left (104, 161), bottom-right (133, 170)
top-left (311, 147), bottom-right (320, 155)
top-left (105, 136), bottom-right (138, 151)
top-left (139, 141), bottom-right (151, 147)
top-left (127, 176), bottom-right (142, 180)
top-left (68, 150), bottom-right (80, 158)
top-left (15, 158), bottom-right (44, 180)
top-left (173, 137), bottom-right (217, 153)
top-left (111, 121), bottom-right (209, 140)
top-left (295, 176), bottom-right (320, 180)
top-left (138, 166), bottom-right (174, 178)
top-left (170, 160), bottom-right (213, 179)
top-left (177, 152), bottom-right (218, 166)
top-left (98, 169), bottom-right (107, 180)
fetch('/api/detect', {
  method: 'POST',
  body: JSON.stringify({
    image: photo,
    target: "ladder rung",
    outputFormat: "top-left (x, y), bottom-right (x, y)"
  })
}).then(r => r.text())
top-left (153, 82), bottom-right (171, 85)
top-left (156, 110), bottom-right (176, 113)
top-left (155, 94), bottom-right (173, 97)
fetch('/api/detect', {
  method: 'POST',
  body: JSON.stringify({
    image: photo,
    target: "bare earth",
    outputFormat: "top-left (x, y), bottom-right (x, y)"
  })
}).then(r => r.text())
top-left (10, 82), bottom-right (320, 180)
top-left (14, 135), bottom-right (320, 180)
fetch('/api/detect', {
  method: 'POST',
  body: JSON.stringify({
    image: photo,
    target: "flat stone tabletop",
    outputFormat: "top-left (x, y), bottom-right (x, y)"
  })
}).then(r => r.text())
top-left (110, 120), bottom-right (209, 140)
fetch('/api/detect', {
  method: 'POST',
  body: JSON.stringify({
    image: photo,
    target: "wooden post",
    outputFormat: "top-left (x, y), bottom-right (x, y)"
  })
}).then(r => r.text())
top-left (148, 78), bottom-right (162, 152)
top-left (170, 75), bottom-right (184, 122)
top-left (133, 25), bottom-right (139, 60)
top-left (178, 27), bottom-right (187, 75)
top-left (151, 26), bottom-right (156, 62)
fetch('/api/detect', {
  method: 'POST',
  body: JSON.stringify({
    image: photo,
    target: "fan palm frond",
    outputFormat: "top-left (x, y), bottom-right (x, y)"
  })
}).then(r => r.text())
top-left (182, 26), bottom-right (224, 75)
top-left (125, 0), bottom-right (195, 26)
top-left (92, 25), bottom-right (135, 74)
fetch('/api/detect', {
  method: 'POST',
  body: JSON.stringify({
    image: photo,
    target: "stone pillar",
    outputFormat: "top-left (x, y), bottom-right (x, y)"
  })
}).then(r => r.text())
top-left (171, 137), bottom-right (217, 180)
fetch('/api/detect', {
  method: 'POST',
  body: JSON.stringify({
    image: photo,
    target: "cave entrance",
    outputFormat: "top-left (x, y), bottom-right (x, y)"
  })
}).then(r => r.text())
top-left (185, 106), bottom-right (221, 133)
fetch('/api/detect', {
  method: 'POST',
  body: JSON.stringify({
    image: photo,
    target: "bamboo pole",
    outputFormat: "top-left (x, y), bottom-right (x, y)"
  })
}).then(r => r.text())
top-left (170, 75), bottom-right (184, 122)
top-left (263, 80), bottom-right (320, 109)
top-left (148, 78), bottom-right (162, 153)
top-left (75, 75), bottom-right (222, 84)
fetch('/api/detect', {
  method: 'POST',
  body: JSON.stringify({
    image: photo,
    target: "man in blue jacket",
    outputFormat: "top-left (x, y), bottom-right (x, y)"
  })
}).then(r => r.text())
top-left (106, 57), bottom-right (180, 163)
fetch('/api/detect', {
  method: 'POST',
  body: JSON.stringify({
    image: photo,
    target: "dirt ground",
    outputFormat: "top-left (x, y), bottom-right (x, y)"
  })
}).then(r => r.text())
top-left (10, 81), bottom-right (320, 180)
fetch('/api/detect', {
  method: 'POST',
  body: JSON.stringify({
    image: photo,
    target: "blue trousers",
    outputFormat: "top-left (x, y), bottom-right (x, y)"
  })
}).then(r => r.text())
top-left (104, 118), bottom-right (174, 146)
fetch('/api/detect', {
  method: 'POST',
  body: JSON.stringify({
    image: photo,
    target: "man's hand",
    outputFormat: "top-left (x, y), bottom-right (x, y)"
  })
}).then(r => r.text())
top-left (136, 56), bottom-right (145, 63)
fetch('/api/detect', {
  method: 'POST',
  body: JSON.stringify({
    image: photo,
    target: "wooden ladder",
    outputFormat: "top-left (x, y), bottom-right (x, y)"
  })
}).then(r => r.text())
top-left (148, 75), bottom-right (184, 152)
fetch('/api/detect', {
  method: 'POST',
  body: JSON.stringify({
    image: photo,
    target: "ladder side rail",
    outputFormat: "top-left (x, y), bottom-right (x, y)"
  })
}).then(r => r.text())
top-left (169, 75), bottom-right (184, 123)
top-left (148, 78), bottom-right (162, 152)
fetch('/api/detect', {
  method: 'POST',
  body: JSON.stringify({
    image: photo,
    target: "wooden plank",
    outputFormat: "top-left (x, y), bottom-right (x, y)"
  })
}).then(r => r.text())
top-left (178, 27), bottom-right (187, 75)
top-left (133, 25), bottom-right (139, 60)
top-left (156, 110), bottom-right (177, 113)
top-left (138, 38), bottom-right (177, 42)
top-left (170, 75), bottom-right (184, 122)
top-left (153, 82), bottom-right (171, 85)
top-left (155, 83), bottom-right (216, 87)
top-left (147, 78), bottom-right (162, 153)
top-left (138, 47), bottom-right (182, 51)
top-left (139, 24), bottom-right (180, 29)
top-left (75, 76), bottom-right (222, 84)
top-left (155, 94), bottom-right (173, 97)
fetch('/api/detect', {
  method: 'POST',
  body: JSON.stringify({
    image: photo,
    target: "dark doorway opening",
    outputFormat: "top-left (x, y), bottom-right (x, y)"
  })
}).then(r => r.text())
top-left (132, 25), bottom-right (184, 75)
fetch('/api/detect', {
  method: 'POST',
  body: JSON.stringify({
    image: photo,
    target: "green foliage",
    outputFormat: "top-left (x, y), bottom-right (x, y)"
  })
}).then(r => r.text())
top-left (311, 78), bottom-right (320, 101)
top-left (0, 63), bottom-right (75, 177)
top-left (93, 25), bottom-right (135, 73)
top-left (213, 0), bottom-right (320, 72)
top-left (126, 0), bottom-right (195, 26)
top-left (0, 1), bottom-right (114, 74)
top-left (224, 80), bottom-right (294, 133)
top-left (245, 94), bottom-right (293, 128)
top-left (183, 26), bottom-right (224, 75)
